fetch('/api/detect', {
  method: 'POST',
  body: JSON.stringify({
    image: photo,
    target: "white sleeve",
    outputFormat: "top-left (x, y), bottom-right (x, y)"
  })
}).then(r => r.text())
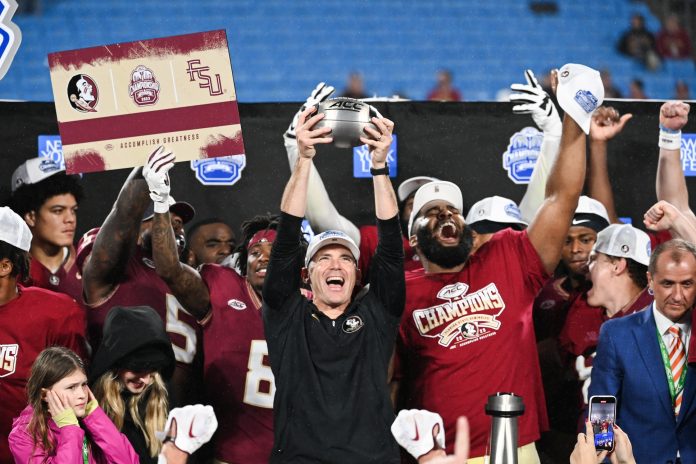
top-left (285, 135), bottom-right (361, 245)
top-left (518, 132), bottom-right (561, 223)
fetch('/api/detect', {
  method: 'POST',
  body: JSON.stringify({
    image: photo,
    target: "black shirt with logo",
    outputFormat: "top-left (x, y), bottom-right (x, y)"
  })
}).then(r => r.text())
top-left (263, 212), bottom-right (405, 464)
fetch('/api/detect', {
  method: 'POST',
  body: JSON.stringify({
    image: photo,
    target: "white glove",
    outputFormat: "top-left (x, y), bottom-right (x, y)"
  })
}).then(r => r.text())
top-left (391, 409), bottom-right (445, 459)
top-left (142, 146), bottom-right (175, 214)
top-left (157, 404), bottom-right (218, 455)
top-left (285, 82), bottom-right (335, 139)
top-left (510, 69), bottom-right (562, 137)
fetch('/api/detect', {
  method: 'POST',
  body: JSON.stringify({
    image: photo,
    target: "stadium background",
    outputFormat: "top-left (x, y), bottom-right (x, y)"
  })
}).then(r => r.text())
top-left (0, 0), bottom-right (694, 236)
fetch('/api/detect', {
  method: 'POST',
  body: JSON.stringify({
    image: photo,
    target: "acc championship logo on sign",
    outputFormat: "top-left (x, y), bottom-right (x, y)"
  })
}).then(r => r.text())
top-left (353, 134), bottom-right (397, 178)
top-left (680, 133), bottom-right (696, 176)
top-left (502, 127), bottom-right (542, 184)
top-left (191, 155), bottom-right (245, 186)
top-left (38, 135), bottom-right (66, 170)
top-left (0, 0), bottom-right (20, 80)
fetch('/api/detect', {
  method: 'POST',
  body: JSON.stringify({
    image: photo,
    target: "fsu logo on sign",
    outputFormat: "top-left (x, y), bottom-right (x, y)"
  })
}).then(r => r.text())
top-left (67, 74), bottom-right (98, 112)
top-left (0, 343), bottom-right (18, 378)
top-left (186, 59), bottom-right (223, 96)
top-left (129, 65), bottom-right (160, 106)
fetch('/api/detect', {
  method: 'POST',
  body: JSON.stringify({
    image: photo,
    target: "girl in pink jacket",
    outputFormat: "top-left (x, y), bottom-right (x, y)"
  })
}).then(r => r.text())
top-left (9, 346), bottom-right (139, 463)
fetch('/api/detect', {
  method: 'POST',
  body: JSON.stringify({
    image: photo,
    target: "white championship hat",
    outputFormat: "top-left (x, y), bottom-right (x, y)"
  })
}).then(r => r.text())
top-left (593, 223), bottom-right (651, 266)
top-left (0, 207), bottom-right (33, 251)
top-left (556, 63), bottom-right (604, 135)
top-left (465, 196), bottom-right (528, 232)
top-left (11, 157), bottom-right (65, 192)
top-left (305, 230), bottom-right (360, 267)
top-left (397, 176), bottom-right (439, 203)
top-left (408, 181), bottom-right (463, 237)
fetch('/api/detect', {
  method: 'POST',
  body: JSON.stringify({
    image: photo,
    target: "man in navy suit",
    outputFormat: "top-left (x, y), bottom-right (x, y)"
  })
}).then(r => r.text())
top-left (590, 239), bottom-right (696, 463)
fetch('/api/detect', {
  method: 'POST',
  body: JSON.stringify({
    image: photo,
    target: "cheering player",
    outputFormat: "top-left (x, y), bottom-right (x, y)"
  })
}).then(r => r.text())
top-left (395, 64), bottom-right (602, 461)
top-left (78, 149), bottom-right (198, 407)
top-left (145, 149), bottom-right (277, 463)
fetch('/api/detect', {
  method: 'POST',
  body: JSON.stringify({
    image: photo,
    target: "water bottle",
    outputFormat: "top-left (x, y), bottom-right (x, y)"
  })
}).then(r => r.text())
top-left (485, 392), bottom-right (525, 464)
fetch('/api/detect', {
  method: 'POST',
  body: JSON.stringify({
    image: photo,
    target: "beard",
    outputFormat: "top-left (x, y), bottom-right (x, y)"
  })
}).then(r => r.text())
top-left (416, 223), bottom-right (474, 269)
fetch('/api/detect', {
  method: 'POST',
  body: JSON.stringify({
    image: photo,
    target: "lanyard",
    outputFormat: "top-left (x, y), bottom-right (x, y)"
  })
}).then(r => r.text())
top-left (656, 327), bottom-right (687, 405)
top-left (82, 436), bottom-right (89, 464)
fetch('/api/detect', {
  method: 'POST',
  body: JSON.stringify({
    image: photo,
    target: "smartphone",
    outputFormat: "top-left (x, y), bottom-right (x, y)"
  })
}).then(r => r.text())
top-left (588, 395), bottom-right (616, 452)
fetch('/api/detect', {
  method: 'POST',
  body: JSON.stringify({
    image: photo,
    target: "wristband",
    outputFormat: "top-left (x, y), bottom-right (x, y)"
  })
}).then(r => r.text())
top-left (84, 398), bottom-right (99, 416)
top-left (370, 166), bottom-right (390, 176)
top-left (659, 124), bottom-right (682, 151)
top-left (53, 408), bottom-right (79, 428)
top-left (153, 200), bottom-right (170, 214)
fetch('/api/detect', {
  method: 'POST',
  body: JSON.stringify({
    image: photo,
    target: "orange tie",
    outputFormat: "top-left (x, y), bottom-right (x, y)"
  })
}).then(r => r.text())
top-left (668, 326), bottom-right (686, 416)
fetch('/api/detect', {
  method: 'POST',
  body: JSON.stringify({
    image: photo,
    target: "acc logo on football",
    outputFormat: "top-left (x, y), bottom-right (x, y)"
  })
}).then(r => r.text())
top-left (502, 127), bottom-right (542, 184)
top-left (191, 155), bottom-right (246, 186)
top-left (0, 343), bottom-right (18, 377)
top-left (353, 134), bottom-right (397, 178)
top-left (680, 133), bottom-right (696, 176)
top-left (38, 135), bottom-right (65, 170)
top-left (0, 0), bottom-right (20, 80)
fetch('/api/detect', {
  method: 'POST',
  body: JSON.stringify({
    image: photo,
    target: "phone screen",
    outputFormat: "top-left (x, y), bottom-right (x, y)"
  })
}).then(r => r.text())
top-left (589, 396), bottom-right (616, 451)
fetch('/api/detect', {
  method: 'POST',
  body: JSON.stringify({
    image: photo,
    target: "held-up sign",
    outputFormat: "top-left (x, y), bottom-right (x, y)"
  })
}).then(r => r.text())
top-left (48, 30), bottom-right (244, 174)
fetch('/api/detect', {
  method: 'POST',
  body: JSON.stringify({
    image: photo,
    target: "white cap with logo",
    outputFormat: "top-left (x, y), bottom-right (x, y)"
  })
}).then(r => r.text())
top-left (11, 157), bottom-right (65, 193)
top-left (408, 181), bottom-right (463, 237)
top-left (0, 206), bottom-right (33, 251)
top-left (397, 176), bottom-right (439, 203)
top-left (465, 196), bottom-right (527, 230)
top-left (593, 223), bottom-right (651, 266)
top-left (556, 63), bottom-right (604, 135)
top-left (305, 230), bottom-right (360, 267)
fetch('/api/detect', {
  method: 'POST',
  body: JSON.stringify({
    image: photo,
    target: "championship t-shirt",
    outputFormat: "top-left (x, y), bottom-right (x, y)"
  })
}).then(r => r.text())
top-left (199, 264), bottom-right (274, 463)
top-left (0, 286), bottom-right (86, 463)
top-left (397, 229), bottom-right (549, 457)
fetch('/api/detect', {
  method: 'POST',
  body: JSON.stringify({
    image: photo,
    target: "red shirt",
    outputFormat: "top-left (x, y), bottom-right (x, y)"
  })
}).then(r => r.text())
top-left (397, 229), bottom-right (549, 457)
top-left (199, 264), bottom-right (274, 463)
top-left (28, 252), bottom-right (83, 303)
top-left (0, 286), bottom-right (86, 462)
top-left (359, 225), bottom-right (421, 285)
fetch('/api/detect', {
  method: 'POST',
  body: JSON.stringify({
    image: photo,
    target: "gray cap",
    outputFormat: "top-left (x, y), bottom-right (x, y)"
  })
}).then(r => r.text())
top-left (11, 157), bottom-right (65, 192)
top-left (0, 207), bottom-right (32, 251)
top-left (305, 230), bottom-right (360, 267)
top-left (593, 223), bottom-right (651, 266)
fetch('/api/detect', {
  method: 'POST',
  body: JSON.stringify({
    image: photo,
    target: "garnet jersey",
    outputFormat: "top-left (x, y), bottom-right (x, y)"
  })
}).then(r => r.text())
top-left (397, 229), bottom-right (548, 458)
top-left (28, 252), bottom-right (83, 303)
top-left (533, 276), bottom-right (588, 342)
top-left (199, 264), bottom-right (274, 463)
top-left (359, 225), bottom-right (420, 284)
top-left (0, 286), bottom-right (87, 463)
top-left (77, 231), bottom-right (201, 407)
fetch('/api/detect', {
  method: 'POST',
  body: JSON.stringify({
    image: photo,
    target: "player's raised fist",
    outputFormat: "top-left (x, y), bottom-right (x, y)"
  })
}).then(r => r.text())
top-left (660, 100), bottom-right (690, 132)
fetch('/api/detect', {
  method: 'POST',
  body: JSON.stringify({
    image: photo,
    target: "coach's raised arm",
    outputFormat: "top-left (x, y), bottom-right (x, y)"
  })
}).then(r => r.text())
top-left (262, 103), bottom-right (405, 464)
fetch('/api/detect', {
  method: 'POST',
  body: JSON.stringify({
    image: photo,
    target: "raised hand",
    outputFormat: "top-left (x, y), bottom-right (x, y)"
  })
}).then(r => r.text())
top-left (660, 101), bottom-right (690, 132)
top-left (590, 106), bottom-right (632, 142)
top-left (510, 69), bottom-right (562, 135)
top-left (360, 116), bottom-right (395, 167)
top-left (295, 106), bottom-right (333, 160)
top-left (286, 82), bottom-right (335, 139)
top-left (142, 146), bottom-right (176, 212)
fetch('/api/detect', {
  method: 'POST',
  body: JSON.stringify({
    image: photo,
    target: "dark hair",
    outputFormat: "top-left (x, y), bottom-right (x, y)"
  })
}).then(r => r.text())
top-left (648, 239), bottom-right (696, 275)
top-left (0, 241), bottom-right (29, 282)
top-left (235, 214), bottom-right (280, 276)
top-left (608, 255), bottom-right (648, 289)
top-left (9, 173), bottom-right (83, 218)
top-left (186, 217), bottom-right (233, 244)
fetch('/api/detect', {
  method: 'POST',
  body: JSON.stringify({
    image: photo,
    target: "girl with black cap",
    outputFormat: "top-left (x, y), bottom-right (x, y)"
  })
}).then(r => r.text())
top-left (90, 305), bottom-right (175, 464)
